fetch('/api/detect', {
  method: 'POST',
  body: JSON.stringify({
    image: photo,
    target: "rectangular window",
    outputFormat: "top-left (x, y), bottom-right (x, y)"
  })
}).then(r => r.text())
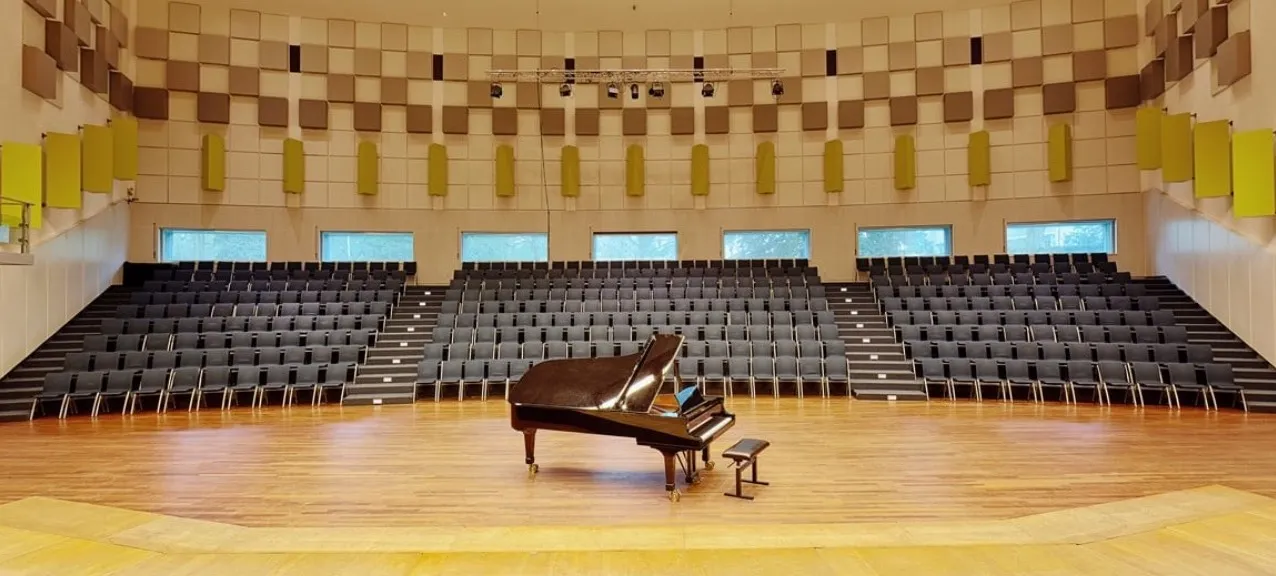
top-left (159, 228), bottom-right (267, 263)
top-left (592, 233), bottom-right (678, 261)
top-left (856, 226), bottom-right (952, 258)
top-left (723, 230), bottom-right (811, 259)
top-left (1006, 220), bottom-right (1116, 255)
top-left (320, 231), bottom-right (414, 261)
top-left (460, 232), bottom-right (549, 262)
top-left (0, 225), bottom-right (8, 244)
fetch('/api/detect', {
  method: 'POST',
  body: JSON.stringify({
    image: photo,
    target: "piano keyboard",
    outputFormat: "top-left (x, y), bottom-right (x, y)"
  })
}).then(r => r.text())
top-left (694, 416), bottom-right (733, 442)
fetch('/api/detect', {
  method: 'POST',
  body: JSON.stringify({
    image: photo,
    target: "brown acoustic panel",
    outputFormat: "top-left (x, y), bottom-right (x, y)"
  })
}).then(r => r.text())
top-left (1042, 82), bottom-right (1076, 114)
top-left (916, 67), bottom-right (944, 96)
top-left (775, 77), bottom-right (802, 105)
top-left (516, 82), bottom-right (540, 109)
top-left (575, 109), bottom-right (600, 136)
top-left (407, 104), bottom-right (433, 133)
top-left (132, 87), bottom-right (170, 120)
top-left (1195, 7), bottom-right (1228, 58)
top-left (704, 106), bottom-right (729, 134)
top-left (1145, 0), bottom-right (1163, 37)
top-left (134, 27), bottom-right (168, 60)
top-left (670, 107), bottom-right (695, 135)
top-left (79, 48), bottom-right (108, 94)
top-left (258, 96), bottom-right (289, 127)
top-left (354, 48), bottom-right (381, 76)
top-left (108, 71), bottom-right (133, 111)
top-left (1215, 31), bottom-right (1251, 88)
top-left (65, 0), bottom-right (91, 46)
top-left (468, 81), bottom-right (494, 108)
top-left (228, 66), bottom-right (259, 97)
top-left (260, 41), bottom-right (289, 71)
top-left (943, 37), bottom-right (971, 66)
top-left (406, 51), bottom-right (432, 79)
top-left (984, 88), bottom-right (1015, 120)
top-left (21, 45), bottom-right (58, 100)
top-left (1043, 24), bottom-right (1073, 56)
top-left (1180, 0), bottom-right (1208, 32)
top-left (753, 104), bottom-right (778, 133)
top-left (1141, 59), bottom-right (1166, 99)
top-left (984, 32), bottom-right (1012, 63)
top-left (1154, 14), bottom-right (1176, 58)
top-left (492, 108), bottom-right (518, 135)
top-left (110, 4), bottom-right (128, 47)
top-left (864, 71), bottom-right (890, 100)
top-left (1104, 15), bottom-right (1139, 48)
top-left (166, 60), bottom-right (200, 92)
top-left (299, 44), bottom-right (328, 74)
top-left (96, 27), bottom-right (120, 69)
top-left (1104, 75), bottom-right (1142, 109)
top-left (727, 80), bottom-right (753, 106)
top-left (441, 106), bottom-right (469, 134)
top-left (328, 74), bottom-right (355, 103)
top-left (24, 0), bottom-right (56, 19)
top-left (623, 108), bottom-right (647, 135)
top-left (354, 102), bottom-right (383, 132)
top-left (198, 34), bottom-right (229, 66)
top-left (890, 96), bottom-right (918, 126)
top-left (944, 92), bottom-right (974, 122)
top-left (382, 77), bottom-right (407, 105)
top-left (1073, 50), bottom-right (1107, 81)
top-left (197, 92), bottom-right (231, 124)
top-left (1165, 34), bottom-right (1194, 82)
top-left (838, 100), bottom-right (865, 129)
top-left (45, 21), bottom-right (79, 72)
top-left (298, 99), bottom-right (329, 130)
top-left (539, 108), bottom-right (563, 135)
top-left (1012, 57), bottom-right (1044, 88)
top-left (801, 102), bottom-right (827, 131)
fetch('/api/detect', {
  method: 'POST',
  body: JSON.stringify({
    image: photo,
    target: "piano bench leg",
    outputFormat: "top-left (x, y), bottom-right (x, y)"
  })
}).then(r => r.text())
top-left (724, 456), bottom-right (768, 500)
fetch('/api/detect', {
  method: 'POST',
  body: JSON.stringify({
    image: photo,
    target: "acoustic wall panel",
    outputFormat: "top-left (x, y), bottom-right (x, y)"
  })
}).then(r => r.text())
top-left (1136, 107), bottom-right (1163, 170)
top-left (894, 135), bottom-right (916, 191)
top-left (357, 141), bottom-right (378, 195)
top-left (81, 124), bottom-right (114, 193)
top-left (1232, 130), bottom-right (1275, 217)
top-left (968, 131), bottom-right (991, 187)
top-left (1161, 113), bottom-right (1193, 183)
top-left (0, 142), bottom-right (43, 229)
top-left (1193, 120), bottom-right (1231, 198)
top-left (428, 143), bottom-right (448, 196)
top-left (200, 133), bottom-right (225, 191)
top-left (625, 145), bottom-right (645, 197)
top-left (495, 144), bottom-right (515, 197)
top-left (43, 132), bottom-right (82, 209)
top-left (691, 144), bottom-right (709, 196)
top-left (823, 140), bottom-right (844, 193)
top-left (111, 117), bottom-right (138, 180)
top-left (282, 138), bottom-right (304, 194)
top-left (1048, 124), bottom-right (1073, 183)
top-left (755, 142), bottom-right (776, 195)
top-left (561, 146), bottom-right (580, 197)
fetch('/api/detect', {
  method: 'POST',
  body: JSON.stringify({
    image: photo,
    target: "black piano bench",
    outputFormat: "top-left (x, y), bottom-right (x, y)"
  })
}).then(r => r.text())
top-left (722, 438), bottom-right (770, 500)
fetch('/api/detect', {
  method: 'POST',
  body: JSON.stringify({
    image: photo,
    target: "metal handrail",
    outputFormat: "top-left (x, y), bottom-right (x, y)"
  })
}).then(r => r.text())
top-left (0, 197), bottom-right (32, 255)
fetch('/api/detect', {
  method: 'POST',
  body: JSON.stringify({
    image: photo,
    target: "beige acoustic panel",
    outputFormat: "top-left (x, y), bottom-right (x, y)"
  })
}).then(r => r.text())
top-left (258, 96), bottom-right (288, 126)
top-left (838, 100), bottom-right (865, 129)
top-left (802, 102), bottom-right (827, 131)
top-left (407, 104), bottom-right (433, 133)
top-left (705, 106), bottom-right (729, 134)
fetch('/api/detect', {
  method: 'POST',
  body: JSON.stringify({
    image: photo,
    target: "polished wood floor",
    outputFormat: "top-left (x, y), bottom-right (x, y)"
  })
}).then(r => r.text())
top-left (2, 399), bottom-right (1276, 529)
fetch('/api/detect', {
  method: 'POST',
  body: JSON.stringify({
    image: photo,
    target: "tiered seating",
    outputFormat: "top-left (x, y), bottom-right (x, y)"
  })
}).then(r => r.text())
top-left (31, 261), bottom-right (408, 419)
top-left (416, 259), bottom-right (850, 401)
top-left (879, 255), bottom-right (1247, 410)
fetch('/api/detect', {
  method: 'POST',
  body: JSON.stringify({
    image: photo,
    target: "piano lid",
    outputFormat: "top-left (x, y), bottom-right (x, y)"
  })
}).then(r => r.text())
top-left (507, 334), bottom-right (685, 413)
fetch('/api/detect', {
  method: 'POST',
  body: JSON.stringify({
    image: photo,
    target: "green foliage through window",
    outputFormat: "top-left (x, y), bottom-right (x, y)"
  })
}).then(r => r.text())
top-left (321, 232), bottom-right (414, 261)
top-left (461, 233), bottom-right (549, 262)
top-left (593, 233), bottom-right (678, 261)
top-left (1006, 220), bottom-right (1115, 255)
top-left (857, 226), bottom-right (952, 258)
top-left (723, 230), bottom-right (810, 259)
top-left (159, 229), bottom-right (267, 263)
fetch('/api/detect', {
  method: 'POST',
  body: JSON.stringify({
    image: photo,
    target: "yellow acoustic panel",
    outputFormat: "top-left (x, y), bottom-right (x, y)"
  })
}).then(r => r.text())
top-left (561, 145), bottom-right (580, 197)
top-left (357, 141), bottom-right (379, 195)
top-left (625, 144), bottom-right (645, 197)
top-left (112, 116), bottom-right (138, 181)
top-left (44, 132), bottom-right (82, 209)
top-left (81, 124), bottom-right (114, 193)
top-left (201, 134), bottom-right (225, 191)
top-left (0, 142), bottom-right (43, 229)
top-left (968, 131), bottom-right (991, 187)
top-left (756, 142), bottom-right (776, 195)
top-left (428, 143), bottom-right (448, 196)
top-left (1161, 113), bottom-right (1193, 183)
top-left (823, 140), bottom-right (844, 193)
top-left (894, 135), bottom-right (916, 191)
top-left (691, 144), bottom-right (709, 196)
top-left (1194, 120), bottom-right (1231, 198)
top-left (282, 138), bottom-right (304, 194)
top-left (1048, 124), bottom-right (1073, 183)
top-left (1136, 107), bottom-right (1163, 170)
top-left (1233, 129), bottom-right (1276, 217)
top-left (495, 144), bottom-right (515, 197)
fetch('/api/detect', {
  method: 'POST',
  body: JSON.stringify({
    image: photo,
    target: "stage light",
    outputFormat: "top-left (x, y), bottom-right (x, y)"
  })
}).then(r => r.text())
top-left (629, 83), bottom-right (640, 99)
top-left (606, 83), bottom-right (620, 98)
top-left (647, 82), bottom-right (665, 98)
top-left (771, 80), bottom-right (784, 97)
top-left (490, 82), bottom-right (503, 98)
top-left (701, 82), bottom-right (715, 98)
top-left (559, 83), bottom-right (572, 97)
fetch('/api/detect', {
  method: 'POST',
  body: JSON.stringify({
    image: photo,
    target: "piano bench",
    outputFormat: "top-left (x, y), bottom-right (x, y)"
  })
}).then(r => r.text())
top-left (722, 438), bottom-right (770, 500)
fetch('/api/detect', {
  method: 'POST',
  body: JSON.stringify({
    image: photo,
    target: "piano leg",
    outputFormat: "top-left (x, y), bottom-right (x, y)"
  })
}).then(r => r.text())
top-left (702, 446), bottom-right (715, 471)
top-left (661, 451), bottom-right (680, 502)
top-left (523, 429), bottom-right (539, 475)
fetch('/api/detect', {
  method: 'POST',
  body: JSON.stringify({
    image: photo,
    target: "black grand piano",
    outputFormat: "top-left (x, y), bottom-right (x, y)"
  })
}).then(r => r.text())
top-left (508, 334), bottom-right (736, 501)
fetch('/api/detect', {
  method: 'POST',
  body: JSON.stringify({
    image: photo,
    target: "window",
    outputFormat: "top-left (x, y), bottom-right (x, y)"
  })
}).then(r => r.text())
top-left (321, 231), bottom-right (414, 261)
top-left (592, 233), bottom-right (678, 261)
top-left (723, 230), bottom-right (811, 259)
top-left (159, 229), bottom-right (267, 263)
top-left (0, 226), bottom-right (8, 244)
top-left (460, 232), bottom-right (549, 262)
top-left (856, 226), bottom-right (952, 258)
top-left (1006, 220), bottom-right (1115, 255)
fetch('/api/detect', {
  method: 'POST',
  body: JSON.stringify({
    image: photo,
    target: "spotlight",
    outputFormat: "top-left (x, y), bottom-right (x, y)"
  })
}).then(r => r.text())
top-left (490, 82), bottom-right (503, 98)
top-left (771, 80), bottom-right (784, 97)
top-left (606, 83), bottom-right (620, 99)
top-left (559, 83), bottom-right (572, 97)
top-left (701, 82), bottom-right (715, 98)
top-left (629, 83), bottom-right (640, 99)
top-left (647, 82), bottom-right (665, 98)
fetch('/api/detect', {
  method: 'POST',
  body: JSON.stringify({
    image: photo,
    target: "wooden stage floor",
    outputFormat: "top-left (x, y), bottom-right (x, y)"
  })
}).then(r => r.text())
top-left (2, 399), bottom-right (1276, 574)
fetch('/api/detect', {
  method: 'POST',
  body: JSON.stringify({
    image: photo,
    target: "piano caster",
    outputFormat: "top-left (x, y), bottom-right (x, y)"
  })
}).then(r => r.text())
top-left (705, 460), bottom-right (715, 471)
top-left (668, 490), bottom-right (681, 502)
top-left (528, 464), bottom-right (539, 477)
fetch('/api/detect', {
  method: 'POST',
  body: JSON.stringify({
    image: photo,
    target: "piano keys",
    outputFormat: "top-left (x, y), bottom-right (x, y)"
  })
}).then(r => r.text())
top-left (508, 334), bottom-right (737, 501)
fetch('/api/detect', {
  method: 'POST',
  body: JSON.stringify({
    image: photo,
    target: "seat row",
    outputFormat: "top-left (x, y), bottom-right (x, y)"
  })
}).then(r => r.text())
top-left (164, 260), bottom-right (415, 273)
top-left (450, 277), bottom-right (822, 291)
top-left (857, 253), bottom-right (1109, 270)
top-left (914, 358), bottom-right (1244, 410)
top-left (455, 265), bottom-right (814, 281)
top-left (63, 346), bottom-right (365, 373)
top-left (100, 315), bottom-right (384, 336)
top-left (116, 302), bottom-right (391, 320)
top-left (438, 310), bottom-right (836, 330)
top-left (871, 271), bottom-right (1130, 287)
top-left (906, 340), bottom-right (1210, 365)
top-left (430, 324), bottom-right (841, 345)
top-left (888, 309), bottom-right (1174, 328)
top-left (899, 324), bottom-right (1189, 345)
top-left (129, 289), bottom-right (399, 305)
top-left (33, 362), bottom-right (358, 418)
top-left (151, 270), bottom-right (409, 285)
top-left (881, 296), bottom-right (1159, 313)
top-left (138, 279), bottom-right (404, 296)
top-left (875, 283), bottom-right (1147, 300)
top-left (465, 258), bottom-right (809, 272)
top-left (427, 339), bottom-right (848, 363)
top-left (86, 330), bottom-right (377, 353)
top-left (447, 286), bottom-right (826, 301)
top-left (443, 298), bottom-right (830, 315)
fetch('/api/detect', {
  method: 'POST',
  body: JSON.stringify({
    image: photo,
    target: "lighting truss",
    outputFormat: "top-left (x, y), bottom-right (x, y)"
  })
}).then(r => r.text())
top-left (486, 68), bottom-right (784, 84)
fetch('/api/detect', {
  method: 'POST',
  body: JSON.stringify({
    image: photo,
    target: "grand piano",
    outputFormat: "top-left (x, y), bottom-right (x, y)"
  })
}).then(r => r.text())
top-left (508, 334), bottom-right (736, 501)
